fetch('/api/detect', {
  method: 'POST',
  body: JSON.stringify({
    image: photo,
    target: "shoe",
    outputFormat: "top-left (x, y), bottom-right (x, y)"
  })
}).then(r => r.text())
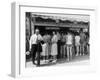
top-left (32, 61), bottom-right (36, 65)
top-left (52, 60), bottom-right (57, 63)
top-left (40, 60), bottom-right (45, 64)
top-left (45, 60), bottom-right (49, 63)
top-left (49, 59), bottom-right (53, 62)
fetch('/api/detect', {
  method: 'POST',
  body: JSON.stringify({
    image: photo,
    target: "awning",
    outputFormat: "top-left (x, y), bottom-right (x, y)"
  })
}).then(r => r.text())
top-left (32, 13), bottom-right (90, 22)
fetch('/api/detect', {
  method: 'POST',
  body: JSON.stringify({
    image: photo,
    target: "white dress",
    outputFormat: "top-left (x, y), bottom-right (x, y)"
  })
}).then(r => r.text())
top-left (41, 35), bottom-right (48, 56)
top-left (41, 43), bottom-right (48, 56)
top-left (51, 35), bottom-right (58, 56)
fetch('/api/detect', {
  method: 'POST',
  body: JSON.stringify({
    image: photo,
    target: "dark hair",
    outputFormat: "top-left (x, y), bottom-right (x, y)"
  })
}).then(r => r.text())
top-left (80, 28), bottom-right (83, 32)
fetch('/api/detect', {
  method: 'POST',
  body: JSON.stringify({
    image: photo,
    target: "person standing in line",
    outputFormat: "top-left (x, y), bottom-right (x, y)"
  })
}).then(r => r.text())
top-left (85, 32), bottom-right (89, 55)
top-left (60, 33), bottom-right (66, 59)
top-left (51, 31), bottom-right (58, 63)
top-left (47, 34), bottom-right (52, 61)
top-left (66, 32), bottom-right (73, 61)
top-left (29, 29), bottom-right (43, 65)
top-left (63, 33), bottom-right (67, 58)
top-left (60, 33), bottom-right (64, 59)
top-left (57, 32), bottom-right (61, 59)
top-left (75, 33), bottom-right (81, 56)
top-left (41, 33), bottom-right (48, 63)
top-left (80, 30), bottom-right (86, 56)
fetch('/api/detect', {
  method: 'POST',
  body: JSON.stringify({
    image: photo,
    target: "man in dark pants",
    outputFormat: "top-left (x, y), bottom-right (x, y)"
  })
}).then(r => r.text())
top-left (30, 29), bottom-right (43, 66)
top-left (31, 44), bottom-right (37, 64)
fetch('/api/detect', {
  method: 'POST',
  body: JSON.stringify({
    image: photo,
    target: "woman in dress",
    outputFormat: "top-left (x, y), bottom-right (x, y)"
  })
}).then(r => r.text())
top-left (41, 34), bottom-right (48, 63)
top-left (51, 32), bottom-right (58, 63)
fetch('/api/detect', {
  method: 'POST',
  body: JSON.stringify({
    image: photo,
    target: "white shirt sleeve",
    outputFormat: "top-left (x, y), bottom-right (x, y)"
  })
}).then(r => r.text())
top-left (55, 35), bottom-right (58, 42)
top-left (38, 34), bottom-right (43, 40)
top-left (29, 36), bottom-right (32, 50)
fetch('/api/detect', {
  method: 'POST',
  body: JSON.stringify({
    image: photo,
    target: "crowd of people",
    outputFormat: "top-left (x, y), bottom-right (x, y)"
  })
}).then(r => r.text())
top-left (26, 28), bottom-right (89, 65)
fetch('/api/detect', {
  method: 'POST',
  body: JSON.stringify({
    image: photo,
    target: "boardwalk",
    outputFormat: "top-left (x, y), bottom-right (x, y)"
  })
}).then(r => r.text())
top-left (26, 55), bottom-right (89, 67)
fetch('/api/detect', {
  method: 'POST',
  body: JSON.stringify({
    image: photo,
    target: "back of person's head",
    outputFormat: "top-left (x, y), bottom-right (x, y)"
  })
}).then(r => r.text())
top-left (80, 28), bottom-right (83, 33)
top-left (68, 31), bottom-right (71, 34)
top-left (53, 31), bottom-right (56, 35)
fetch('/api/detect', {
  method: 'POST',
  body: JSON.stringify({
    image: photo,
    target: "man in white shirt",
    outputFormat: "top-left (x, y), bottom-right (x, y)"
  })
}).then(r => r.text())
top-left (30, 29), bottom-right (43, 65)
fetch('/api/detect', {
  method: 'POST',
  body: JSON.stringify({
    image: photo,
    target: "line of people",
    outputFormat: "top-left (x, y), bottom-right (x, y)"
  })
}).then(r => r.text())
top-left (26, 29), bottom-right (89, 65)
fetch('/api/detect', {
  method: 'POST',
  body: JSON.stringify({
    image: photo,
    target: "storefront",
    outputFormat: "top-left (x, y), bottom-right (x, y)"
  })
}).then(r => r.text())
top-left (25, 12), bottom-right (90, 66)
top-left (26, 12), bottom-right (89, 38)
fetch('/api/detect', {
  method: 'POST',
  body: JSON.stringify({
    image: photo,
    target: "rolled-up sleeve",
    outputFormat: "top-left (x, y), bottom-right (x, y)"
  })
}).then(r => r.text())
top-left (29, 36), bottom-right (32, 50)
top-left (38, 35), bottom-right (43, 41)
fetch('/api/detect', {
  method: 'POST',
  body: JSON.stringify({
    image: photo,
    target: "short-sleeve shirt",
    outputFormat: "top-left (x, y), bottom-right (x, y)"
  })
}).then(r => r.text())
top-left (75, 35), bottom-right (80, 45)
top-left (66, 34), bottom-right (73, 45)
top-left (30, 34), bottom-right (43, 49)
top-left (80, 32), bottom-right (86, 44)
